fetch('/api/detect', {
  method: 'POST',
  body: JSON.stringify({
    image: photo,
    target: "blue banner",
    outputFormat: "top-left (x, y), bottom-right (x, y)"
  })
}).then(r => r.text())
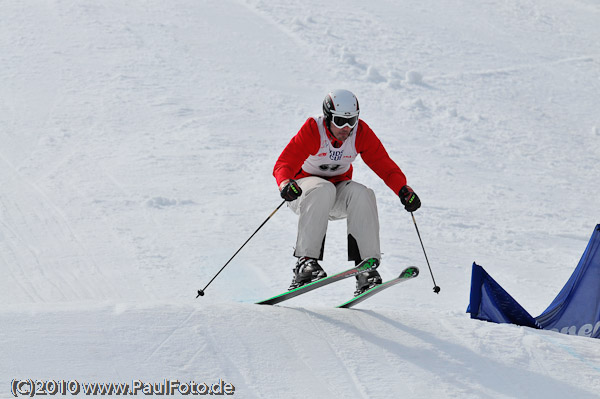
top-left (535, 225), bottom-right (600, 338)
top-left (467, 263), bottom-right (540, 329)
top-left (467, 225), bottom-right (600, 338)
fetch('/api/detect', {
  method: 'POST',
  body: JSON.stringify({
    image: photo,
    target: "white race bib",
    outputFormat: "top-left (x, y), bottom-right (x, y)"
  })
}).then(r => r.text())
top-left (301, 116), bottom-right (358, 177)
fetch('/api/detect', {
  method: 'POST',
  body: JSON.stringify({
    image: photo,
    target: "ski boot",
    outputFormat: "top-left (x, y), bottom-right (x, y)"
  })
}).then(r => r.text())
top-left (354, 269), bottom-right (383, 297)
top-left (288, 257), bottom-right (327, 290)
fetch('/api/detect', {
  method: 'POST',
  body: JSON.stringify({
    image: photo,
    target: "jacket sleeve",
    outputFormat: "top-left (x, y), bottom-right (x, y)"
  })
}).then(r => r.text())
top-left (355, 121), bottom-right (407, 194)
top-left (273, 118), bottom-right (321, 187)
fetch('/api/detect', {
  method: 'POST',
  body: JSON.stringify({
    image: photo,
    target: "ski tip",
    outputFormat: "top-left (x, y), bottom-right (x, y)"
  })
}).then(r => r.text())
top-left (400, 266), bottom-right (419, 278)
top-left (360, 257), bottom-right (380, 270)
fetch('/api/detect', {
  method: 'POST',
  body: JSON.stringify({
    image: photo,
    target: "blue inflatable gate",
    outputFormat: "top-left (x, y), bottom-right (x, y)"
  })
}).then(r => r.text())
top-left (467, 225), bottom-right (600, 338)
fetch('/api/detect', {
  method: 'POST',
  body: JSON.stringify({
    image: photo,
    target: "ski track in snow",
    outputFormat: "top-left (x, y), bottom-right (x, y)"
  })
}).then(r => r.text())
top-left (1, 0), bottom-right (600, 397)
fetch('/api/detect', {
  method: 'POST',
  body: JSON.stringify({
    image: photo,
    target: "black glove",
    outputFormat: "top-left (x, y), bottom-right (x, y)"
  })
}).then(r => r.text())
top-left (280, 179), bottom-right (302, 201)
top-left (399, 185), bottom-right (421, 212)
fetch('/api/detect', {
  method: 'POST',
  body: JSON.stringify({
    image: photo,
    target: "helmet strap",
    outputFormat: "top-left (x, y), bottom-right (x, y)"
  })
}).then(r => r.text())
top-left (325, 121), bottom-right (344, 148)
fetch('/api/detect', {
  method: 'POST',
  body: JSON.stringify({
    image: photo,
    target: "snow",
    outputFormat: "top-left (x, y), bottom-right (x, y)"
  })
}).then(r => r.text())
top-left (1, 0), bottom-right (600, 397)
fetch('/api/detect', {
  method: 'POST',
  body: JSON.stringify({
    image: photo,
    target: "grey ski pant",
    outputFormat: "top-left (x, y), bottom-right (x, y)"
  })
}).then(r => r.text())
top-left (287, 176), bottom-right (381, 262)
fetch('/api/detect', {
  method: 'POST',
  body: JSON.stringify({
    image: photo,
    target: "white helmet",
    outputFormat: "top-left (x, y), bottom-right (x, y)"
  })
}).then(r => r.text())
top-left (322, 89), bottom-right (360, 129)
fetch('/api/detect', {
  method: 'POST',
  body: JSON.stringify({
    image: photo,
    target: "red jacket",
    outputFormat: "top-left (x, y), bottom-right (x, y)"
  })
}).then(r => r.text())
top-left (273, 117), bottom-right (407, 194)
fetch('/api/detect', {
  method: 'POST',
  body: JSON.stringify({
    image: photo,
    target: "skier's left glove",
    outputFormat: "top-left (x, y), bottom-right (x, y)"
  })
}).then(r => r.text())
top-left (399, 185), bottom-right (421, 212)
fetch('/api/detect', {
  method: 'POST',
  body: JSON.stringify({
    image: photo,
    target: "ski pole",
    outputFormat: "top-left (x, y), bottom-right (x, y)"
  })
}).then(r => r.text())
top-left (410, 212), bottom-right (441, 294)
top-left (197, 200), bottom-right (286, 298)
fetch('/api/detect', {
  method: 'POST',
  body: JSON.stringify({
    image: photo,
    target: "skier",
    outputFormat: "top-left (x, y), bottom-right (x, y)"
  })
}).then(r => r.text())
top-left (273, 89), bottom-right (421, 296)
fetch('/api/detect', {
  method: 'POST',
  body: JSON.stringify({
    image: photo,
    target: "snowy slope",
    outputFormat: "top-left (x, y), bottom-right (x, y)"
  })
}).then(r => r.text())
top-left (1, 0), bottom-right (600, 398)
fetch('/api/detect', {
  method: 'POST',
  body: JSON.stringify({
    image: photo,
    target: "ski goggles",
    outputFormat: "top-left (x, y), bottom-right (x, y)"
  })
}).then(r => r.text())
top-left (331, 114), bottom-right (359, 129)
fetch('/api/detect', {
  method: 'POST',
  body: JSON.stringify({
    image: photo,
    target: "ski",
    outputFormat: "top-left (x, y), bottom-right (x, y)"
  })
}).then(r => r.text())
top-left (337, 266), bottom-right (419, 309)
top-left (256, 258), bottom-right (379, 306)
